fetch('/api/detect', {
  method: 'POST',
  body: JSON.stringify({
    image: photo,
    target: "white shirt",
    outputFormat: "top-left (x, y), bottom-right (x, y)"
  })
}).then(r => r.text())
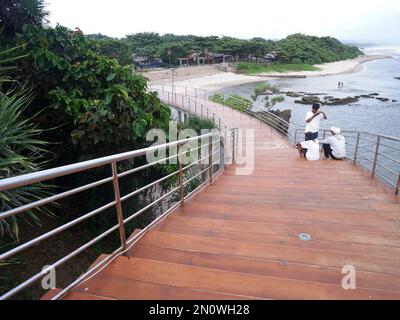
top-left (300, 140), bottom-right (320, 161)
top-left (320, 134), bottom-right (346, 159)
top-left (305, 111), bottom-right (324, 133)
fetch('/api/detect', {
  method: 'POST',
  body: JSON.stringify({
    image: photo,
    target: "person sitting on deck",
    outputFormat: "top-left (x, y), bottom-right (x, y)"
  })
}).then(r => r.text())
top-left (319, 127), bottom-right (346, 160)
top-left (297, 139), bottom-right (320, 161)
top-left (304, 103), bottom-right (327, 141)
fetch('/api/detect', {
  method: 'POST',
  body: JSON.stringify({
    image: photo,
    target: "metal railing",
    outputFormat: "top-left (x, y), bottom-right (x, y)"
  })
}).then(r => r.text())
top-left (153, 84), bottom-right (400, 195)
top-left (0, 95), bottom-right (239, 299)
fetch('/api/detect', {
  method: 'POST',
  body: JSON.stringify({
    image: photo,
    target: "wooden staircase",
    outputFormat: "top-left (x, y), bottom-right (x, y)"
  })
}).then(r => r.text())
top-left (42, 102), bottom-right (400, 300)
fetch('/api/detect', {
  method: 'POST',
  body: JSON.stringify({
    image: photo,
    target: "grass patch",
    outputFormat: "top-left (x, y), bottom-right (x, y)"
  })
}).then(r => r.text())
top-left (236, 63), bottom-right (321, 75)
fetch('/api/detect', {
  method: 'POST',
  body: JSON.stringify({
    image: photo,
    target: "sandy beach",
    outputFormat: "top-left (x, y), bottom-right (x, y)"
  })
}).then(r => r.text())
top-left (146, 55), bottom-right (391, 91)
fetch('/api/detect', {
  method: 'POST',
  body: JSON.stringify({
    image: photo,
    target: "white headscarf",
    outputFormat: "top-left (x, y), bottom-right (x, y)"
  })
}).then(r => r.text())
top-left (331, 127), bottom-right (341, 135)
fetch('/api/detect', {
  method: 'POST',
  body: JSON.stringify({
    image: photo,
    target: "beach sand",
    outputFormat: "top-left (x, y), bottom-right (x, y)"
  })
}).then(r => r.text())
top-left (146, 55), bottom-right (391, 91)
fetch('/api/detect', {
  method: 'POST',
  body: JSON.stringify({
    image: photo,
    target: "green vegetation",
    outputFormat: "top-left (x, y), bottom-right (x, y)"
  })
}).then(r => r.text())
top-left (98, 32), bottom-right (362, 68)
top-left (0, 2), bottom-right (171, 242)
top-left (251, 83), bottom-right (280, 101)
top-left (264, 95), bottom-right (285, 109)
top-left (237, 63), bottom-right (321, 75)
top-left (209, 93), bottom-right (253, 111)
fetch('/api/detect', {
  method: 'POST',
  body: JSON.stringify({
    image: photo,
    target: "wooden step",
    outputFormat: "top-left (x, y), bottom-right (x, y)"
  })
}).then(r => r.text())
top-left (173, 204), bottom-right (399, 233)
top-left (175, 202), bottom-right (399, 229)
top-left (82, 256), bottom-right (400, 299)
top-left (157, 215), bottom-right (400, 249)
top-left (130, 244), bottom-right (400, 292)
top-left (138, 231), bottom-right (400, 276)
top-left (155, 223), bottom-right (400, 259)
top-left (73, 275), bottom-right (260, 300)
top-left (41, 288), bottom-right (114, 300)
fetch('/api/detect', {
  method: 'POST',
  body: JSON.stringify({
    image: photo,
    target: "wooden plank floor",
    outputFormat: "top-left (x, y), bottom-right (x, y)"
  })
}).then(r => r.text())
top-left (57, 96), bottom-right (400, 300)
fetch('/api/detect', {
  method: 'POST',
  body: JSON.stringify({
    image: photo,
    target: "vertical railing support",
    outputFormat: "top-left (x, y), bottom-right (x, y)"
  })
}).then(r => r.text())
top-left (353, 132), bottom-right (361, 165)
top-left (371, 136), bottom-right (381, 178)
top-left (208, 136), bottom-right (213, 184)
top-left (293, 129), bottom-right (298, 148)
top-left (185, 86), bottom-right (188, 97)
top-left (111, 162), bottom-right (127, 252)
top-left (395, 172), bottom-right (400, 195)
top-left (232, 130), bottom-right (236, 163)
top-left (178, 145), bottom-right (184, 206)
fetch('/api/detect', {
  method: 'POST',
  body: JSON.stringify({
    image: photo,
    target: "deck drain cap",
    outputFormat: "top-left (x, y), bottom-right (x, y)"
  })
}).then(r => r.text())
top-left (299, 233), bottom-right (312, 241)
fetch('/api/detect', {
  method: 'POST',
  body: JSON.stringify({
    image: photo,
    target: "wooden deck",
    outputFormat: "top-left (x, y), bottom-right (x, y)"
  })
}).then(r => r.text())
top-left (56, 100), bottom-right (400, 300)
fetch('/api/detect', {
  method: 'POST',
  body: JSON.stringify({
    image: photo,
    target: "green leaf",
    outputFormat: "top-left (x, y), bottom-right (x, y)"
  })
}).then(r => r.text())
top-left (106, 92), bottom-right (114, 105)
top-left (106, 73), bottom-right (117, 81)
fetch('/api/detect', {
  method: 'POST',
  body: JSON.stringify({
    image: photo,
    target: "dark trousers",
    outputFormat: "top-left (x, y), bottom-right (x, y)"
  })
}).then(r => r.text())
top-left (323, 143), bottom-right (341, 160)
top-left (305, 132), bottom-right (318, 141)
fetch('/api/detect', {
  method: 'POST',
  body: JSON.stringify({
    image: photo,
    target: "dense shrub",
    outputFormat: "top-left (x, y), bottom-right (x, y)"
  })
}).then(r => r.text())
top-left (12, 25), bottom-right (170, 164)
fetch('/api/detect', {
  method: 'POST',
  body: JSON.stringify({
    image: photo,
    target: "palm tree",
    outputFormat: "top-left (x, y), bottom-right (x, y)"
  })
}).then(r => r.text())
top-left (0, 0), bottom-right (49, 36)
top-left (0, 47), bottom-right (52, 240)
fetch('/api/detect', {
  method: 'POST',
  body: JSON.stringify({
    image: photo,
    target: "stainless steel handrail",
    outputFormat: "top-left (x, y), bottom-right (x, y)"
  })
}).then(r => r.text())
top-left (0, 91), bottom-right (239, 299)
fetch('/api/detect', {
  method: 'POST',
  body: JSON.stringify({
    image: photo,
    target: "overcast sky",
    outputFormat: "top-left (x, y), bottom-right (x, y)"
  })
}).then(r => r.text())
top-left (47, 0), bottom-right (400, 44)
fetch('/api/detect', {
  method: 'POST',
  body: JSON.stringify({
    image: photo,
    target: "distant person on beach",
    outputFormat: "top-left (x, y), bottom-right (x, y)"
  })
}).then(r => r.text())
top-left (319, 127), bottom-right (346, 160)
top-left (297, 140), bottom-right (320, 161)
top-left (338, 82), bottom-right (344, 88)
top-left (304, 103), bottom-right (327, 141)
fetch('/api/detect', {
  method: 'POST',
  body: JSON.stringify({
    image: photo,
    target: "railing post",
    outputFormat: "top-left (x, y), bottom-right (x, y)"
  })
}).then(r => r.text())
top-left (208, 135), bottom-right (213, 184)
top-left (395, 173), bottom-right (400, 195)
top-left (178, 144), bottom-right (184, 206)
top-left (353, 132), bottom-right (361, 165)
top-left (185, 86), bottom-right (188, 97)
top-left (294, 129), bottom-right (298, 148)
top-left (111, 162), bottom-right (127, 252)
top-left (232, 130), bottom-right (236, 163)
top-left (371, 136), bottom-right (381, 178)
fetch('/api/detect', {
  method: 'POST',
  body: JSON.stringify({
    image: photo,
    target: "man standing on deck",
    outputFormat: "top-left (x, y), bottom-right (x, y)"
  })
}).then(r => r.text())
top-left (304, 103), bottom-right (327, 140)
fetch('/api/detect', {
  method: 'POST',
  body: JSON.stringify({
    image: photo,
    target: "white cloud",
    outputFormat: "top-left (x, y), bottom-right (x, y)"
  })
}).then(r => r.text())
top-left (46, 0), bottom-right (400, 43)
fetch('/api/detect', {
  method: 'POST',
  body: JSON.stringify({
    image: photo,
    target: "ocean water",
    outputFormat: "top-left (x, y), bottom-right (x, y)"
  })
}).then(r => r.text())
top-left (218, 47), bottom-right (400, 138)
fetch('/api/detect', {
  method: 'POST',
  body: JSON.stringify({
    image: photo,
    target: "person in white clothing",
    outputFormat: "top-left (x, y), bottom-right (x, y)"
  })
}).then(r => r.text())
top-left (304, 103), bottom-right (327, 141)
top-left (319, 127), bottom-right (346, 160)
top-left (297, 139), bottom-right (320, 161)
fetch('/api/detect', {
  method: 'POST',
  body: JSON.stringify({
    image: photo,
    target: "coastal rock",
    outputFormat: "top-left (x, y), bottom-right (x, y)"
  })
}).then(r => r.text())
top-left (376, 97), bottom-right (390, 102)
top-left (369, 93), bottom-right (379, 96)
top-left (392, 100), bottom-right (398, 102)
top-left (323, 96), bottom-right (359, 106)
top-left (394, 77), bottom-right (400, 80)
top-left (285, 91), bottom-right (303, 98)
top-left (360, 95), bottom-right (374, 98)
top-left (300, 96), bottom-right (321, 104)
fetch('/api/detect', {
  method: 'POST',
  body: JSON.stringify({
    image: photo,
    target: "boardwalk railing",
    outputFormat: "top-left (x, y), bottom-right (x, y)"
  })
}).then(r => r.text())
top-left (152, 84), bottom-right (400, 195)
top-left (0, 101), bottom-right (238, 299)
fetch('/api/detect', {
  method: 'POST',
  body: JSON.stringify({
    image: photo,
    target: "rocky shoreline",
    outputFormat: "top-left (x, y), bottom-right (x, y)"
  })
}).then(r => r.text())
top-left (279, 91), bottom-right (398, 106)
